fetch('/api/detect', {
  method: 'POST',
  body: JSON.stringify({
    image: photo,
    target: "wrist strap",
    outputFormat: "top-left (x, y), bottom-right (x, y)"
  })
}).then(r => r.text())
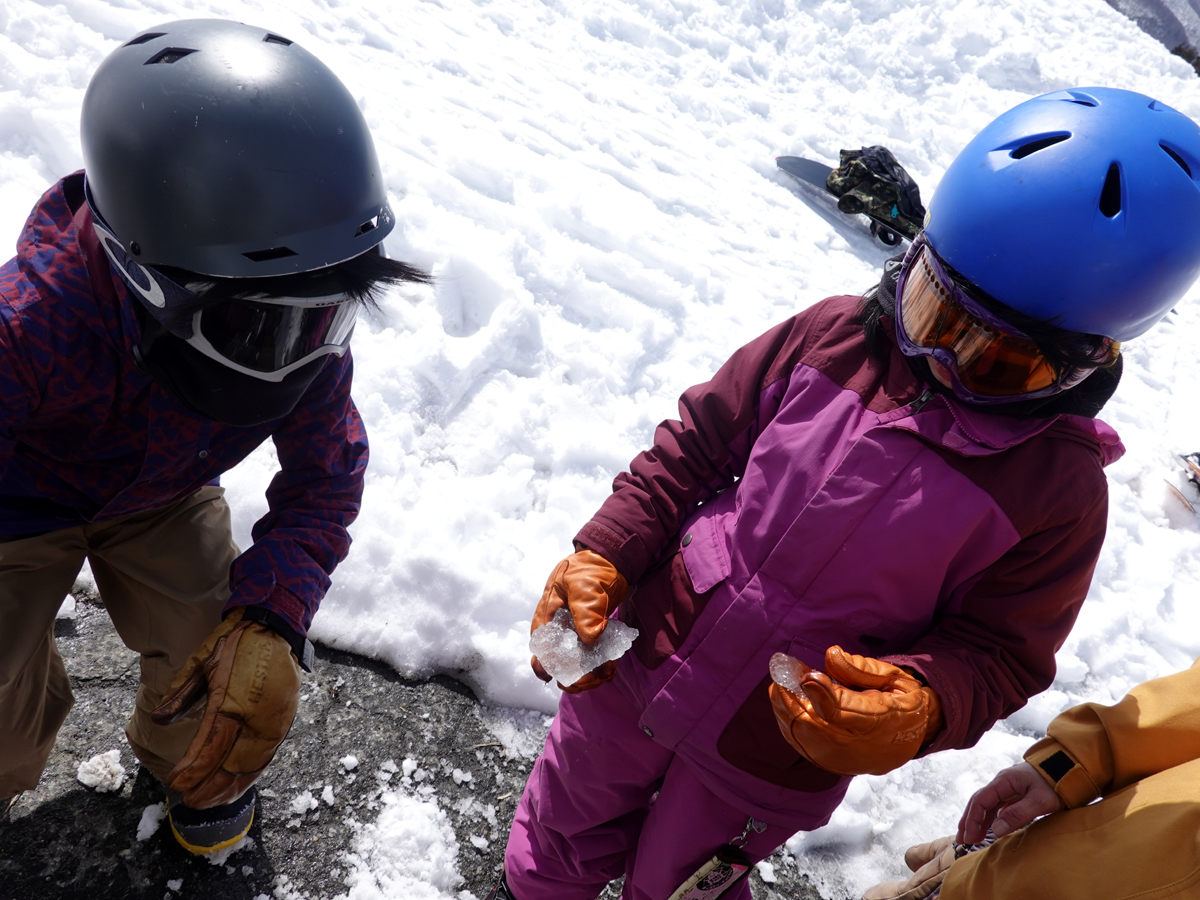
top-left (238, 606), bottom-right (315, 672)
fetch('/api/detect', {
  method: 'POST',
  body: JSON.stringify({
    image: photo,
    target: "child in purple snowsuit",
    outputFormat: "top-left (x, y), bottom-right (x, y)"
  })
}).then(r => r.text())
top-left (493, 88), bottom-right (1200, 900)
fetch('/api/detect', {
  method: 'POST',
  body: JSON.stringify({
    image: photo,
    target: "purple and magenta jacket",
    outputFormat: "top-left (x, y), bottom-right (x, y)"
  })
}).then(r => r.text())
top-left (578, 295), bottom-right (1123, 827)
top-left (0, 174), bottom-right (368, 636)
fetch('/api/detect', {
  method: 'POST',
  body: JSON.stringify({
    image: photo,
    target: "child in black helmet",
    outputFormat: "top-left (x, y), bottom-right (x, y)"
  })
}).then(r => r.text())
top-left (0, 19), bottom-right (426, 853)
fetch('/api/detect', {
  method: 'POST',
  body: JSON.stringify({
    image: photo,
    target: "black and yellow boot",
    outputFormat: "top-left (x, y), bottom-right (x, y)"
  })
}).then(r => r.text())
top-left (166, 787), bottom-right (256, 855)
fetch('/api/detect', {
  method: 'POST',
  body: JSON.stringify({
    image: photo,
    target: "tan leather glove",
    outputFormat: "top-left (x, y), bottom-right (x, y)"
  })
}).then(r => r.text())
top-left (151, 607), bottom-right (302, 809)
top-left (769, 645), bottom-right (944, 776)
top-left (530, 548), bottom-right (629, 693)
top-left (861, 836), bottom-right (957, 900)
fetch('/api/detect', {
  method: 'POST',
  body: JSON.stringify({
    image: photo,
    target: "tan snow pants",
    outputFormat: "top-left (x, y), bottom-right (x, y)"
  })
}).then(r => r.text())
top-left (942, 755), bottom-right (1200, 900)
top-left (0, 485), bottom-right (238, 797)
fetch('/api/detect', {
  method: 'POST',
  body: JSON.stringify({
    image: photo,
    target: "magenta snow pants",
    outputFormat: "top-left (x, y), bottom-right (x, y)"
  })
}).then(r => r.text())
top-left (504, 682), bottom-right (801, 900)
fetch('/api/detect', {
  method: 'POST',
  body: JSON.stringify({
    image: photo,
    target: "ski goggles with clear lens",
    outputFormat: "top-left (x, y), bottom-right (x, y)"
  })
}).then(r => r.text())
top-left (187, 295), bottom-right (358, 382)
top-left (894, 236), bottom-right (1120, 403)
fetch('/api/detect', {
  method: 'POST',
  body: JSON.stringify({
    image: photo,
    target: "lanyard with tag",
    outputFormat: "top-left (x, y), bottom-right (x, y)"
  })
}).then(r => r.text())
top-left (666, 817), bottom-right (768, 900)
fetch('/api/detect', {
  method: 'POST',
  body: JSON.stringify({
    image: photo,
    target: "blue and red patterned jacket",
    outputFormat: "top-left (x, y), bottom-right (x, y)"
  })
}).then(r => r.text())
top-left (0, 173), bottom-right (368, 636)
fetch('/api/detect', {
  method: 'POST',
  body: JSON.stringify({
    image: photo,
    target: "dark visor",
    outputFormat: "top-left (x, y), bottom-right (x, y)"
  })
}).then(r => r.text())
top-left (198, 298), bottom-right (357, 373)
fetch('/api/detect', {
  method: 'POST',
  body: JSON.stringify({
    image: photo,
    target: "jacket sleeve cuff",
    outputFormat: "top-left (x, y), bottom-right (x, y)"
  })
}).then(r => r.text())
top-left (574, 520), bottom-right (649, 582)
top-left (224, 584), bottom-right (314, 671)
top-left (1025, 737), bottom-right (1101, 809)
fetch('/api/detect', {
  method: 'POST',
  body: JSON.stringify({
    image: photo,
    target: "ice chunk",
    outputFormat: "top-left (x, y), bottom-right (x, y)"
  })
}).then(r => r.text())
top-left (340, 754), bottom-right (359, 771)
top-left (769, 652), bottom-right (807, 695)
top-left (76, 749), bottom-right (126, 792)
top-left (529, 607), bottom-right (639, 687)
top-left (321, 785), bottom-right (335, 805)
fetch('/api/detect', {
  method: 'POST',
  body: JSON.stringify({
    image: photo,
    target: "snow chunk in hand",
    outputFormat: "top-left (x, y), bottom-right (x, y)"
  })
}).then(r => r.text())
top-left (529, 608), bottom-right (638, 687)
top-left (76, 749), bottom-right (126, 792)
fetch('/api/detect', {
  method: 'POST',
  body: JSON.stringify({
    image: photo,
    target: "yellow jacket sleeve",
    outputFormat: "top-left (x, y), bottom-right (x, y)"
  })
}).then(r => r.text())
top-left (1023, 655), bottom-right (1200, 809)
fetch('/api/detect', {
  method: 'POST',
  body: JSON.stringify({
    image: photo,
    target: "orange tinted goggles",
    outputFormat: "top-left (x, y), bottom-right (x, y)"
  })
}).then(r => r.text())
top-left (896, 243), bottom-right (1119, 400)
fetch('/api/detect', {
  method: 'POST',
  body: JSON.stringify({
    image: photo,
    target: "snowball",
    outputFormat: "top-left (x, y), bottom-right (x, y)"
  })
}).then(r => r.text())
top-left (340, 754), bottom-right (359, 771)
top-left (289, 791), bottom-right (318, 815)
top-left (528, 608), bottom-right (639, 687)
top-left (76, 750), bottom-right (126, 793)
top-left (136, 803), bottom-right (166, 841)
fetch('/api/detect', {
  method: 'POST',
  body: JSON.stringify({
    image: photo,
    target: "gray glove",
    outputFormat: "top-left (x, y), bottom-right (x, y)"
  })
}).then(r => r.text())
top-left (861, 836), bottom-right (956, 900)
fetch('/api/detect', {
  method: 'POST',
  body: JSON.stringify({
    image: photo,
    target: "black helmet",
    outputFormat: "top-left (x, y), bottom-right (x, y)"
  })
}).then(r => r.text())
top-left (79, 19), bottom-right (420, 425)
top-left (81, 18), bottom-right (394, 278)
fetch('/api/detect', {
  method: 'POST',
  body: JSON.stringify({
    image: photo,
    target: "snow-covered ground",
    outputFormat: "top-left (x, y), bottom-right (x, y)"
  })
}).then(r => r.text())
top-left (7, 0), bottom-right (1200, 896)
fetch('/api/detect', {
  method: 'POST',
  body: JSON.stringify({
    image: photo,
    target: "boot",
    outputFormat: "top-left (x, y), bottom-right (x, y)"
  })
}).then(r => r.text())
top-left (483, 869), bottom-right (516, 900)
top-left (166, 786), bottom-right (257, 854)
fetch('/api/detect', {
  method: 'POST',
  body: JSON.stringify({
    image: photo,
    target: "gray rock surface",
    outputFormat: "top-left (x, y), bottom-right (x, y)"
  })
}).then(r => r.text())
top-left (1103, 0), bottom-right (1200, 70)
top-left (0, 587), bottom-right (828, 900)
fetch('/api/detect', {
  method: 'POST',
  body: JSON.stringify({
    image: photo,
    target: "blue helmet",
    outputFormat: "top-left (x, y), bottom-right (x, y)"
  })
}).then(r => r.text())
top-left (924, 87), bottom-right (1200, 342)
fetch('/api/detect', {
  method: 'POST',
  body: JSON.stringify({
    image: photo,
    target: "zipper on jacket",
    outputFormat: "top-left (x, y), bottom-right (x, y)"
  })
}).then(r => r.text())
top-left (908, 388), bottom-right (936, 414)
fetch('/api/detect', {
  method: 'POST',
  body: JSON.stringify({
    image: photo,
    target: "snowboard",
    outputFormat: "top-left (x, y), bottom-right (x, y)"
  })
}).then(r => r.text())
top-left (776, 155), bottom-right (910, 248)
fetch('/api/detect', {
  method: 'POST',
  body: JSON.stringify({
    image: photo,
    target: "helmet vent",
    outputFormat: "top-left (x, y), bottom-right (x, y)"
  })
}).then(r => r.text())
top-left (263, 34), bottom-right (293, 46)
top-left (124, 32), bottom-right (166, 47)
top-left (1162, 143), bottom-right (1193, 177)
top-left (1011, 134), bottom-right (1070, 159)
top-left (1099, 164), bottom-right (1122, 218)
top-left (145, 48), bottom-right (198, 65)
top-left (355, 215), bottom-right (379, 237)
top-left (243, 247), bottom-right (299, 262)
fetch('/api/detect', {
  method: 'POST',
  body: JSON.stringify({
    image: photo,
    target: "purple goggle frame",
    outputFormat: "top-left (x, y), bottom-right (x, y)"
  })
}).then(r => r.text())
top-left (893, 234), bottom-right (1106, 405)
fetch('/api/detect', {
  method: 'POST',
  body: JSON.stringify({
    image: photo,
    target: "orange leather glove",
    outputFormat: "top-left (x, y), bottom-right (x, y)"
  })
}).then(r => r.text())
top-left (768, 645), bottom-right (944, 776)
top-left (530, 548), bottom-right (629, 693)
top-left (150, 607), bottom-right (302, 808)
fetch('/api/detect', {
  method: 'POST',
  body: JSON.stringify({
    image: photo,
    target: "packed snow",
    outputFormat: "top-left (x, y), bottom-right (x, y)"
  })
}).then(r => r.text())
top-left (8, 0), bottom-right (1200, 895)
top-left (339, 792), bottom-right (467, 900)
top-left (136, 802), bottom-right (166, 841)
top-left (290, 790), bottom-right (320, 816)
top-left (528, 606), bottom-right (639, 686)
top-left (75, 749), bottom-right (126, 793)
